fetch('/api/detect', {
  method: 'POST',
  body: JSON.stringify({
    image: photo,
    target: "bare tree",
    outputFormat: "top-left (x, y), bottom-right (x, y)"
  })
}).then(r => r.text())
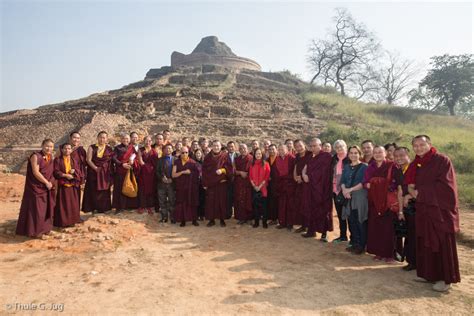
top-left (307, 8), bottom-right (380, 98)
top-left (374, 51), bottom-right (419, 104)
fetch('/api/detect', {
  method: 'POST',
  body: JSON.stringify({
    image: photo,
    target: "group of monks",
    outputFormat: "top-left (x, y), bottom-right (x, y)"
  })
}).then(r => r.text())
top-left (15, 130), bottom-right (460, 292)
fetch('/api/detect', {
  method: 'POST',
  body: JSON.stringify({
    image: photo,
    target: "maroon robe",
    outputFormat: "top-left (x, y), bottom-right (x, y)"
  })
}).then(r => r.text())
top-left (112, 144), bottom-right (139, 210)
top-left (16, 151), bottom-right (55, 237)
top-left (138, 147), bottom-right (159, 209)
top-left (364, 160), bottom-right (396, 258)
top-left (174, 158), bottom-right (200, 222)
top-left (71, 146), bottom-right (87, 184)
top-left (202, 151), bottom-right (233, 220)
top-left (305, 151), bottom-right (333, 234)
top-left (53, 155), bottom-right (82, 227)
top-left (82, 144), bottom-right (114, 213)
top-left (267, 156), bottom-right (279, 221)
top-left (294, 151), bottom-right (311, 227)
top-left (414, 153), bottom-right (460, 283)
top-left (275, 154), bottom-right (296, 226)
top-left (233, 154), bottom-right (253, 221)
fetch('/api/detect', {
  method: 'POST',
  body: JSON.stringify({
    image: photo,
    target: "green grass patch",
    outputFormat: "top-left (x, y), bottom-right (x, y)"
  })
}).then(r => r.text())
top-left (304, 92), bottom-right (474, 207)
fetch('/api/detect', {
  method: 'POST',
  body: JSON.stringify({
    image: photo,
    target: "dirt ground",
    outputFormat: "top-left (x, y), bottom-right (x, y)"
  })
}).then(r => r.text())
top-left (0, 173), bottom-right (473, 315)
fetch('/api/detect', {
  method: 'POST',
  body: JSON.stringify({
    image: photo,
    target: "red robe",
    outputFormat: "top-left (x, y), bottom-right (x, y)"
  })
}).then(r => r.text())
top-left (174, 158), bottom-right (200, 222)
top-left (267, 156), bottom-right (279, 221)
top-left (82, 144), bottom-right (114, 213)
top-left (112, 144), bottom-right (139, 210)
top-left (202, 151), bottom-right (233, 220)
top-left (138, 147), bottom-right (159, 209)
top-left (294, 151), bottom-right (311, 227)
top-left (71, 146), bottom-right (87, 184)
top-left (233, 154), bottom-right (253, 221)
top-left (364, 160), bottom-right (396, 258)
top-left (275, 154), bottom-right (296, 226)
top-left (53, 155), bottom-right (82, 227)
top-left (413, 153), bottom-right (460, 283)
top-left (16, 151), bottom-right (55, 237)
top-left (305, 151), bottom-right (333, 234)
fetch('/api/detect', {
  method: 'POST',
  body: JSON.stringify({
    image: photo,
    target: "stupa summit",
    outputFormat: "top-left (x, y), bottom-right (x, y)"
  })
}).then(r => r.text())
top-left (146, 36), bottom-right (261, 79)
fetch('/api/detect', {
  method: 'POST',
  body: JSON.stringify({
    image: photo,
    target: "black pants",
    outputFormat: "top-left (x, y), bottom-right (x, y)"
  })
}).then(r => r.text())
top-left (226, 182), bottom-right (234, 219)
top-left (333, 193), bottom-right (349, 239)
top-left (253, 191), bottom-right (268, 223)
top-left (348, 209), bottom-right (367, 249)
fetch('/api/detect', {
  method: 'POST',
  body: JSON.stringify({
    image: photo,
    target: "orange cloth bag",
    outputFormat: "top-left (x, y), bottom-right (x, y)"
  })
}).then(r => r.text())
top-left (122, 169), bottom-right (138, 198)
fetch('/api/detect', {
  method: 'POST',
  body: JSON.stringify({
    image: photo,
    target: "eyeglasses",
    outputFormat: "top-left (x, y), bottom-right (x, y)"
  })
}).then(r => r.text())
top-left (182, 152), bottom-right (189, 154)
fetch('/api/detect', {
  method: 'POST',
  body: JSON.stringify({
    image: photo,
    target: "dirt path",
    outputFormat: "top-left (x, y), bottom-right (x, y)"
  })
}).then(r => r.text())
top-left (0, 173), bottom-right (473, 315)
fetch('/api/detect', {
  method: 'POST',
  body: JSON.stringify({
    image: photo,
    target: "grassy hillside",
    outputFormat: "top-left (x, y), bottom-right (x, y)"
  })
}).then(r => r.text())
top-left (303, 91), bottom-right (474, 208)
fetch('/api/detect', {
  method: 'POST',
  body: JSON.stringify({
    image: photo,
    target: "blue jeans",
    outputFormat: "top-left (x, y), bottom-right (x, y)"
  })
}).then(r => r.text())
top-left (349, 208), bottom-right (367, 249)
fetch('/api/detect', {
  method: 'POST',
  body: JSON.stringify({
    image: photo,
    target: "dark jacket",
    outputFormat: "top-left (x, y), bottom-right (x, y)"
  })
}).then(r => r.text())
top-left (155, 155), bottom-right (176, 186)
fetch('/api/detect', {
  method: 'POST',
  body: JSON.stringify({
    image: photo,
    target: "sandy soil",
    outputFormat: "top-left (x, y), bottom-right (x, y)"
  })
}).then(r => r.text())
top-left (0, 173), bottom-right (473, 315)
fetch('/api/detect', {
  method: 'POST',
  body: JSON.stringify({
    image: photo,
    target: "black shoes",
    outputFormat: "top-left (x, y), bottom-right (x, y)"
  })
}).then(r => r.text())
top-left (220, 220), bottom-right (226, 227)
top-left (206, 220), bottom-right (215, 227)
top-left (302, 232), bottom-right (316, 238)
top-left (180, 221), bottom-right (185, 227)
top-left (402, 264), bottom-right (416, 271)
top-left (294, 226), bottom-right (306, 233)
top-left (192, 220), bottom-right (199, 226)
top-left (262, 222), bottom-right (268, 229)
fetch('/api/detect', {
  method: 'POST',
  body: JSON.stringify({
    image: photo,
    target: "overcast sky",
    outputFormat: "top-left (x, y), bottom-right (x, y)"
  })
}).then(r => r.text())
top-left (1, 0), bottom-right (472, 112)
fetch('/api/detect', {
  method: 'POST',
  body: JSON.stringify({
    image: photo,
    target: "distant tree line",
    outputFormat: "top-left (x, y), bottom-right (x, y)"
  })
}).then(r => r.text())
top-left (307, 8), bottom-right (473, 117)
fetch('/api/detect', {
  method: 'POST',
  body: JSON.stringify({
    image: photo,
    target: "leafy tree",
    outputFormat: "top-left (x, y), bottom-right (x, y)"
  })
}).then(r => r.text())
top-left (409, 54), bottom-right (473, 116)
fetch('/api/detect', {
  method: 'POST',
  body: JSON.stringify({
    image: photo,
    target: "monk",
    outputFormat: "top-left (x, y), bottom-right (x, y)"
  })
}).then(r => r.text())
top-left (16, 139), bottom-right (56, 238)
top-left (384, 142), bottom-right (397, 161)
top-left (293, 139), bottom-right (311, 233)
top-left (53, 143), bottom-right (82, 227)
top-left (182, 137), bottom-right (192, 148)
top-left (199, 137), bottom-right (209, 152)
top-left (361, 140), bottom-right (375, 164)
top-left (322, 142), bottom-right (332, 154)
top-left (275, 144), bottom-right (296, 230)
top-left (405, 135), bottom-right (460, 292)
top-left (202, 140), bottom-right (233, 227)
top-left (189, 140), bottom-right (200, 160)
top-left (302, 138), bottom-right (333, 241)
top-left (262, 139), bottom-right (272, 160)
top-left (112, 133), bottom-right (139, 213)
top-left (233, 144), bottom-right (253, 224)
top-left (137, 135), bottom-right (159, 215)
top-left (363, 146), bottom-right (396, 262)
top-left (172, 146), bottom-right (200, 227)
top-left (130, 131), bottom-right (141, 170)
top-left (163, 129), bottom-right (172, 146)
top-left (285, 139), bottom-right (296, 155)
top-left (69, 131), bottom-right (87, 186)
top-left (266, 144), bottom-right (279, 224)
top-left (82, 131), bottom-right (114, 213)
top-left (251, 139), bottom-right (259, 152)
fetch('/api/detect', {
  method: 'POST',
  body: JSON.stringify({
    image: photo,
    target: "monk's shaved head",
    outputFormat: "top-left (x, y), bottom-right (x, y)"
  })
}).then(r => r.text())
top-left (239, 143), bottom-right (249, 156)
top-left (412, 134), bottom-right (431, 145)
top-left (309, 138), bottom-right (322, 145)
top-left (277, 144), bottom-right (288, 157)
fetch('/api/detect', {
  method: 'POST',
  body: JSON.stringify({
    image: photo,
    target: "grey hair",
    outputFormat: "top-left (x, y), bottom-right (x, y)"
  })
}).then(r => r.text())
top-left (333, 139), bottom-right (347, 151)
top-left (310, 138), bottom-right (322, 145)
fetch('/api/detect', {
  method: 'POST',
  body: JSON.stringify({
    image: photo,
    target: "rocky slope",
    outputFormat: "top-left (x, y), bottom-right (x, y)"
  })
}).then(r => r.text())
top-left (0, 65), bottom-right (324, 172)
